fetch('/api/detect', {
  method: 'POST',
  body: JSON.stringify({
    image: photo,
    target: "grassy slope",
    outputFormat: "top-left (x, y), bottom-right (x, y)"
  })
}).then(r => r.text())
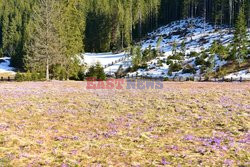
top-left (0, 81), bottom-right (249, 166)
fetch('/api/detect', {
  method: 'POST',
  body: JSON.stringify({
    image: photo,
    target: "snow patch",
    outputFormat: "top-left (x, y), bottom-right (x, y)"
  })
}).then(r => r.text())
top-left (225, 69), bottom-right (250, 80)
top-left (0, 57), bottom-right (16, 74)
top-left (82, 52), bottom-right (128, 66)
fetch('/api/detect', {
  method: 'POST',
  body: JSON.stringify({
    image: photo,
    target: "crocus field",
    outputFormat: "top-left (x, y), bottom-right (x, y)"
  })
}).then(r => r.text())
top-left (0, 81), bottom-right (249, 166)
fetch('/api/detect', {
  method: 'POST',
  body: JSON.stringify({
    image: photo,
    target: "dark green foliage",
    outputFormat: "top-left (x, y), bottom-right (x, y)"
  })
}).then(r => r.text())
top-left (188, 52), bottom-right (199, 57)
top-left (216, 44), bottom-right (229, 60)
top-left (131, 45), bottom-right (159, 71)
top-left (166, 59), bottom-right (173, 65)
top-left (95, 63), bottom-right (106, 80)
top-left (169, 62), bottom-right (182, 73)
top-left (85, 12), bottom-right (111, 52)
top-left (86, 62), bottom-right (106, 81)
top-left (15, 72), bottom-right (24, 82)
top-left (0, 0), bottom-right (33, 69)
top-left (163, 77), bottom-right (169, 81)
top-left (210, 41), bottom-right (219, 54)
top-left (200, 65), bottom-right (207, 74)
top-left (180, 40), bottom-right (186, 55)
top-left (132, 46), bottom-right (142, 69)
top-left (233, 5), bottom-right (248, 63)
top-left (15, 71), bottom-right (45, 82)
top-left (167, 70), bottom-right (173, 76)
top-left (195, 52), bottom-right (209, 66)
top-left (210, 41), bottom-right (229, 60)
top-left (156, 36), bottom-right (163, 50)
top-left (141, 63), bottom-right (148, 69)
top-left (168, 53), bottom-right (184, 61)
top-left (0, 0), bottom-right (249, 79)
top-left (84, 0), bottom-right (161, 52)
top-left (182, 64), bottom-right (196, 74)
top-left (141, 46), bottom-right (158, 64)
top-left (195, 57), bottom-right (205, 66)
top-left (69, 68), bottom-right (85, 81)
top-left (172, 41), bottom-right (177, 55)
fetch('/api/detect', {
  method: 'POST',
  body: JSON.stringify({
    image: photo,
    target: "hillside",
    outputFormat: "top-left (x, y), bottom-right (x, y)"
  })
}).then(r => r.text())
top-left (0, 18), bottom-right (249, 80)
top-left (103, 18), bottom-right (250, 80)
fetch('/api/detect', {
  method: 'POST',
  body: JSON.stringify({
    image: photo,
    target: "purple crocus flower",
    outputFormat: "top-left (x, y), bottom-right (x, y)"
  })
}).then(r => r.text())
top-left (161, 157), bottom-right (171, 165)
top-left (224, 159), bottom-right (234, 166)
top-left (184, 135), bottom-right (195, 141)
top-left (61, 164), bottom-right (68, 167)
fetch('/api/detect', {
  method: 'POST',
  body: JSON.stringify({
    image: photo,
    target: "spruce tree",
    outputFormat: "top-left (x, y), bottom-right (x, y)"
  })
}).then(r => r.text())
top-left (58, 0), bottom-right (85, 80)
top-left (132, 46), bottom-right (142, 69)
top-left (172, 41), bottom-right (177, 56)
top-left (95, 62), bottom-right (106, 80)
top-left (86, 62), bottom-right (106, 80)
top-left (156, 36), bottom-right (163, 51)
top-left (181, 40), bottom-right (186, 56)
top-left (233, 6), bottom-right (248, 64)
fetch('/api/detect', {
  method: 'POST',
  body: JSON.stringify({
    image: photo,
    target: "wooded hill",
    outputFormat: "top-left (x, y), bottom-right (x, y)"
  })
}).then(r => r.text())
top-left (0, 0), bottom-right (249, 79)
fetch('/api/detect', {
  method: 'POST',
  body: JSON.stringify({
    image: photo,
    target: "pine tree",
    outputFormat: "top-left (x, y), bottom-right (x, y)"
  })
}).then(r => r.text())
top-left (172, 41), bottom-right (177, 56)
top-left (58, 0), bottom-right (85, 80)
top-left (132, 46), bottom-right (142, 69)
top-left (233, 5), bottom-right (248, 64)
top-left (181, 40), bottom-right (186, 55)
top-left (156, 36), bottom-right (163, 52)
top-left (210, 41), bottom-right (219, 54)
top-left (95, 62), bottom-right (106, 80)
top-left (210, 41), bottom-right (228, 60)
top-left (86, 62), bottom-right (106, 80)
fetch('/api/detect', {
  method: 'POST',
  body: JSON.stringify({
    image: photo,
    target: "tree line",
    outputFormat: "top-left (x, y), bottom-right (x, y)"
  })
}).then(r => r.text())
top-left (160, 0), bottom-right (250, 27)
top-left (0, 0), bottom-right (249, 80)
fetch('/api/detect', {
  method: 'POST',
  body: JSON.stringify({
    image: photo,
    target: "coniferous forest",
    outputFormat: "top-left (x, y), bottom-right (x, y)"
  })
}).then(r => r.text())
top-left (0, 0), bottom-right (249, 79)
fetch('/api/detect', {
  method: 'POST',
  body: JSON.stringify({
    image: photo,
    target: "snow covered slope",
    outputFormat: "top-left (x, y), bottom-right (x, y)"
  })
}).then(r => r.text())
top-left (225, 69), bottom-right (250, 80)
top-left (82, 18), bottom-right (249, 79)
top-left (0, 57), bottom-right (15, 74)
top-left (128, 18), bottom-right (250, 79)
top-left (104, 57), bottom-right (132, 76)
top-left (82, 52), bottom-right (130, 76)
top-left (82, 52), bottom-right (128, 67)
top-left (142, 18), bottom-right (234, 54)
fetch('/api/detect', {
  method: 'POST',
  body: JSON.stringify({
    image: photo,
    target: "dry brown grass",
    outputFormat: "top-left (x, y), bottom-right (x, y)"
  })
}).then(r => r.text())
top-left (0, 81), bottom-right (249, 166)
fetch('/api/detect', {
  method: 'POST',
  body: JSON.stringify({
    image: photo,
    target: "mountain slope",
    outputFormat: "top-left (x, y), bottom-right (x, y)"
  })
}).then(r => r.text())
top-left (122, 18), bottom-right (250, 80)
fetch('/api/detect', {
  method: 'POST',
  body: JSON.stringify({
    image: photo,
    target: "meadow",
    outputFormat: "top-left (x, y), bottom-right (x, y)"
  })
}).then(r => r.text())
top-left (0, 81), bottom-right (249, 166)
